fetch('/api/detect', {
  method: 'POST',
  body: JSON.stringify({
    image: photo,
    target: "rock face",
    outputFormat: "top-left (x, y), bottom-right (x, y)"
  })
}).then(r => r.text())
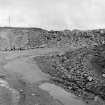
top-left (0, 27), bottom-right (46, 50)
top-left (0, 27), bottom-right (105, 50)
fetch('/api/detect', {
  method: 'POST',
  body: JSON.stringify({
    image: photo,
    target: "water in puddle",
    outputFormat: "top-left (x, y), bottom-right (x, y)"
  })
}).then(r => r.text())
top-left (4, 58), bottom-right (49, 83)
top-left (40, 83), bottom-right (86, 105)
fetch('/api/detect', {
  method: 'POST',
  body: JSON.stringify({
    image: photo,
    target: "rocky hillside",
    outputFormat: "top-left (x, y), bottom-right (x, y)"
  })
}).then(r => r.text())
top-left (0, 27), bottom-right (105, 50)
top-left (34, 44), bottom-right (105, 105)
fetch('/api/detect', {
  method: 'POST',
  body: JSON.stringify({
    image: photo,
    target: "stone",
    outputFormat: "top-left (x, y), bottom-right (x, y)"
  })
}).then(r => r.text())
top-left (87, 76), bottom-right (93, 81)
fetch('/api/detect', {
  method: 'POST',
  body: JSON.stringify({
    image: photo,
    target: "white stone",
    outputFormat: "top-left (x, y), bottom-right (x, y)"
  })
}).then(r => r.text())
top-left (102, 74), bottom-right (105, 77)
top-left (87, 76), bottom-right (93, 81)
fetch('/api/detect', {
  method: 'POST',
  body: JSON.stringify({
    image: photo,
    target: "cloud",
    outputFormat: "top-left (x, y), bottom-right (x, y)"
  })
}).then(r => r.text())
top-left (0, 0), bottom-right (104, 30)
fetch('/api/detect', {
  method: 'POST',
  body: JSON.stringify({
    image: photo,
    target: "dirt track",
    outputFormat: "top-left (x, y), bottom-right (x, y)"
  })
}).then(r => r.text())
top-left (0, 48), bottom-right (86, 105)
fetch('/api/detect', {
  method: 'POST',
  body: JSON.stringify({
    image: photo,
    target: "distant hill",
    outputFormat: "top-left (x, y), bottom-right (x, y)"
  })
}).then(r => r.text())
top-left (0, 27), bottom-right (105, 51)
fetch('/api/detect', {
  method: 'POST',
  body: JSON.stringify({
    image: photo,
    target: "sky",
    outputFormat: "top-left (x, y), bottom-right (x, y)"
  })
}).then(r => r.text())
top-left (0, 0), bottom-right (105, 30)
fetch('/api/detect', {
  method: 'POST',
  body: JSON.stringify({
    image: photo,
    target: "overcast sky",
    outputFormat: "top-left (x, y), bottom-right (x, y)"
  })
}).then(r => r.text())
top-left (0, 0), bottom-right (105, 30)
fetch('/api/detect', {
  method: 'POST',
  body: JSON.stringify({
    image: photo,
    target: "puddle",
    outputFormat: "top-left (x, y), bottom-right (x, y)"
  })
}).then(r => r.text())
top-left (4, 58), bottom-right (49, 83)
top-left (40, 83), bottom-right (86, 105)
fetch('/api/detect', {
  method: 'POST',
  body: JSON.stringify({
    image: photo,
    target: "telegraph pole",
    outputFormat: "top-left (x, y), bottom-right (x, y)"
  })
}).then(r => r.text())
top-left (8, 16), bottom-right (11, 26)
